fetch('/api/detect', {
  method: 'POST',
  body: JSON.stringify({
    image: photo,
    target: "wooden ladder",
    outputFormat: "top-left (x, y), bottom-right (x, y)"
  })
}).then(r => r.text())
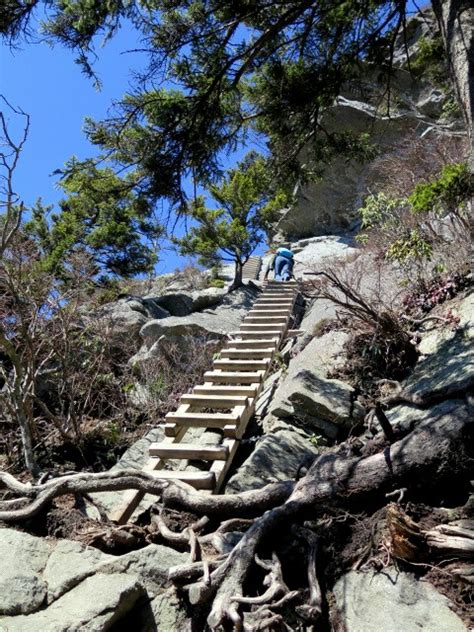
top-left (110, 280), bottom-right (298, 523)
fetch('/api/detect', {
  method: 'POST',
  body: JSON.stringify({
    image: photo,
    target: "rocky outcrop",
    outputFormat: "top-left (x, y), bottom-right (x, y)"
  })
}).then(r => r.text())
top-left (225, 428), bottom-right (319, 493)
top-left (270, 11), bottom-right (465, 242)
top-left (0, 529), bottom-right (189, 631)
top-left (333, 568), bottom-right (468, 632)
top-left (133, 284), bottom-right (260, 369)
top-left (401, 292), bottom-right (474, 404)
top-left (267, 331), bottom-right (364, 439)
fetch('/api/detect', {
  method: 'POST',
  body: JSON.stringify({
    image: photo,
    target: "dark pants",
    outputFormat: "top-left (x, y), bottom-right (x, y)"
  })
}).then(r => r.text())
top-left (274, 255), bottom-right (293, 281)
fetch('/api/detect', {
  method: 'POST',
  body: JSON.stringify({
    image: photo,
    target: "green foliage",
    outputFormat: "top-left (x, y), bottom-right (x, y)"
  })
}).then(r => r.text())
top-left (2, 0), bottom-right (423, 205)
top-left (359, 192), bottom-right (402, 230)
top-left (25, 159), bottom-right (163, 278)
top-left (387, 229), bottom-right (433, 263)
top-left (175, 154), bottom-right (290, 285)
top-left (209, 278), bottom-right (225, 288)
top-left (409, 163), bottom-right (473, 215)
top-left (410, 34), bottom-right (447, 87)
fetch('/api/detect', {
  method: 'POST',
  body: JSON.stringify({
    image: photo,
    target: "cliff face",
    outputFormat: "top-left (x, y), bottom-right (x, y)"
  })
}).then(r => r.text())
top-left (272, 10), bottom-right (467, 242)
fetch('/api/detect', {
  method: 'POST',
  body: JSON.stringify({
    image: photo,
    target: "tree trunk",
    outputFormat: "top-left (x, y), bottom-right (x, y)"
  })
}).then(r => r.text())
top-left (229, 259), bottom-right (243, 291)
top-left (432, 0), bottom-right (474, 167)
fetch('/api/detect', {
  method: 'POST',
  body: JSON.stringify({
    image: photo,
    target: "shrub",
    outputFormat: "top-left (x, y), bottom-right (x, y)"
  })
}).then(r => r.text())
top-left (409, 162), bottom-right (473, 217)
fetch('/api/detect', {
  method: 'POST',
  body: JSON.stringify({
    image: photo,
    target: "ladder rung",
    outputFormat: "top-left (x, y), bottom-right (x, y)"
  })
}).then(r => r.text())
top-left (180, 394), bottom-right (249, 407)
top-left (204, 370), bottom-right (265, 383)
top-left (213, 359), bottom-right (270, 370)
top-left (254, 305), bottom-right (293, 310)
top-left (251, 307), bottom-right (291, 313)
top-left (220, 348), bottom-right (274, 359)
top-left (165, 423), bottom-right (238, 438)
top-left (149, 470), bottom-right (215, 490)
top-left (165, 411), bottom-right (240, 432)
top-left (149, 442), bottom-right (229, 461)
top-left (239, 326), bottom-right (285, 332)
top-left (193, 384), bottom-right (260, 395)
top-left (227, 339), bottom-right (278, 348)
top-left (244, 316), bottom-right (287, 323)
top-left (230, 331), bottom-right (283, 339)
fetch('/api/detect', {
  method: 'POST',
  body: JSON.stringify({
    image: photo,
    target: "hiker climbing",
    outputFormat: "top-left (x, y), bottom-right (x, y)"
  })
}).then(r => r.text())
top-left (269, 246), bottom-right (295, 281)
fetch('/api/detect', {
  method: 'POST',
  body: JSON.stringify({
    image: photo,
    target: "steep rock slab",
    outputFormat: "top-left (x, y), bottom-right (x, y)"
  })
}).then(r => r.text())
top-left (137, 285), bottom-right (259, 364)
top-left (268, 332), bottom-right (364, 438)
top-left (98, 544), bottom-right (188, 593)
top-left (0, 529), bottom-right (52, 615)
top-left (153, 292), bottom-right (195, 316)
top-left (225, 428), bottom-right (319, 493)
top-left (333, 568), bottom-right (468, 632)
top-left (0, 573), bottom-right (145, 632)
top-left (402, 292), bottom-right (474, 403)
top-left (43, 539), bottom-right (111, 603)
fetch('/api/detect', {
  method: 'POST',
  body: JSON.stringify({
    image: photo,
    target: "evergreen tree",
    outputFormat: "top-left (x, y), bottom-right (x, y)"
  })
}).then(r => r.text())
top-left (176, 155), bottom-right (288, 289)
top-left (26, 159), bottom-right (163, 280)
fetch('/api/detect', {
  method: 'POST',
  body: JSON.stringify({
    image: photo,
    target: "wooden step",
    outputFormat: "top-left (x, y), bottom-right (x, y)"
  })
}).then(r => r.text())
top-left (148, 470), bottom-right (215, 490)
top-left (165, 422), bottom-right (238, 439)
top-left (239, 324), bottom-right (285, 331)
top-left (203, 370), bottom-right (265, 383)
top-left (149, 442), bottom-right (229, 461)
top-left (226, 339), bottom-right (278, 348)
top-left (244, 315), bottom-right (287, 323)
top-left (254, 298), bottom-right (293, 303)
top-left (265, 281), bottom-right (298, 285)
top-left (230, 331), bottom-right (283, 339)
top-left (220, 348), bottom-right (275, 359)
top-left (251, 307), bottom-right (291, 313)
top-left (254, 303), bottom-right (293, 309)
top-left (193, 384), bottom-right (260, 395)
top-left (165, 411), bottom-right (240, 428)
top-left (180, 394), bottom-right (249, 407)
top-left (213, 359), bottom-right (270, 371)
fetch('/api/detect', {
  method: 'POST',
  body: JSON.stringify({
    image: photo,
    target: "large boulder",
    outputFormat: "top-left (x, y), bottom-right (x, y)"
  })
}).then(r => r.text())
top-left (333, 568), bottom-right (468, 632)
top-left (152, 292), bottom-right (194, 316)
top-left (225, 427), bottom-right (319, 493)
top-left (134, 285), bottom-right (259, 367)
top-left (0, 528), bottom-right (188, 632)
top-left (86, 296), bottom-right (170, 345)
top-left (0, 573), bottom-right (145, 632)
top-left (268, 331), bottom-right (364, 439)
top-left (0, 530), bottom-right (52, 616)
top-left (401, 292), bottom-right (474, 404)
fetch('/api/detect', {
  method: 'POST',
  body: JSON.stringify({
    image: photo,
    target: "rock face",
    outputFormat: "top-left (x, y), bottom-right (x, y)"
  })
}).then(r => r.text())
top-left (134, 284), bottom-right (260, 368)
top-left (333, 568), bottom-right (468, 632)
top-left (401, 291), bottom-right (474, 404)
top-left (270, 11), bottom-right (464, 242)
top-left (267, 331), bottom-right (364, 439)
top-left (0, 529), bottom-right (189, 632)
top-left (225, 428), bottom-right (319, 493)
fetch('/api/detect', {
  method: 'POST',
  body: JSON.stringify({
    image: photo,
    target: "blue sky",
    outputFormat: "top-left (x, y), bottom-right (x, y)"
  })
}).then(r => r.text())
top-left (1, 3), bottom-right (423, 274)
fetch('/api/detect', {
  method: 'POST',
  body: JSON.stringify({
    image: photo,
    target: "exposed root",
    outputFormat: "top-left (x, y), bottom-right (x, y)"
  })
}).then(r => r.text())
top-left (293, 525), bottom-right (322, 622)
